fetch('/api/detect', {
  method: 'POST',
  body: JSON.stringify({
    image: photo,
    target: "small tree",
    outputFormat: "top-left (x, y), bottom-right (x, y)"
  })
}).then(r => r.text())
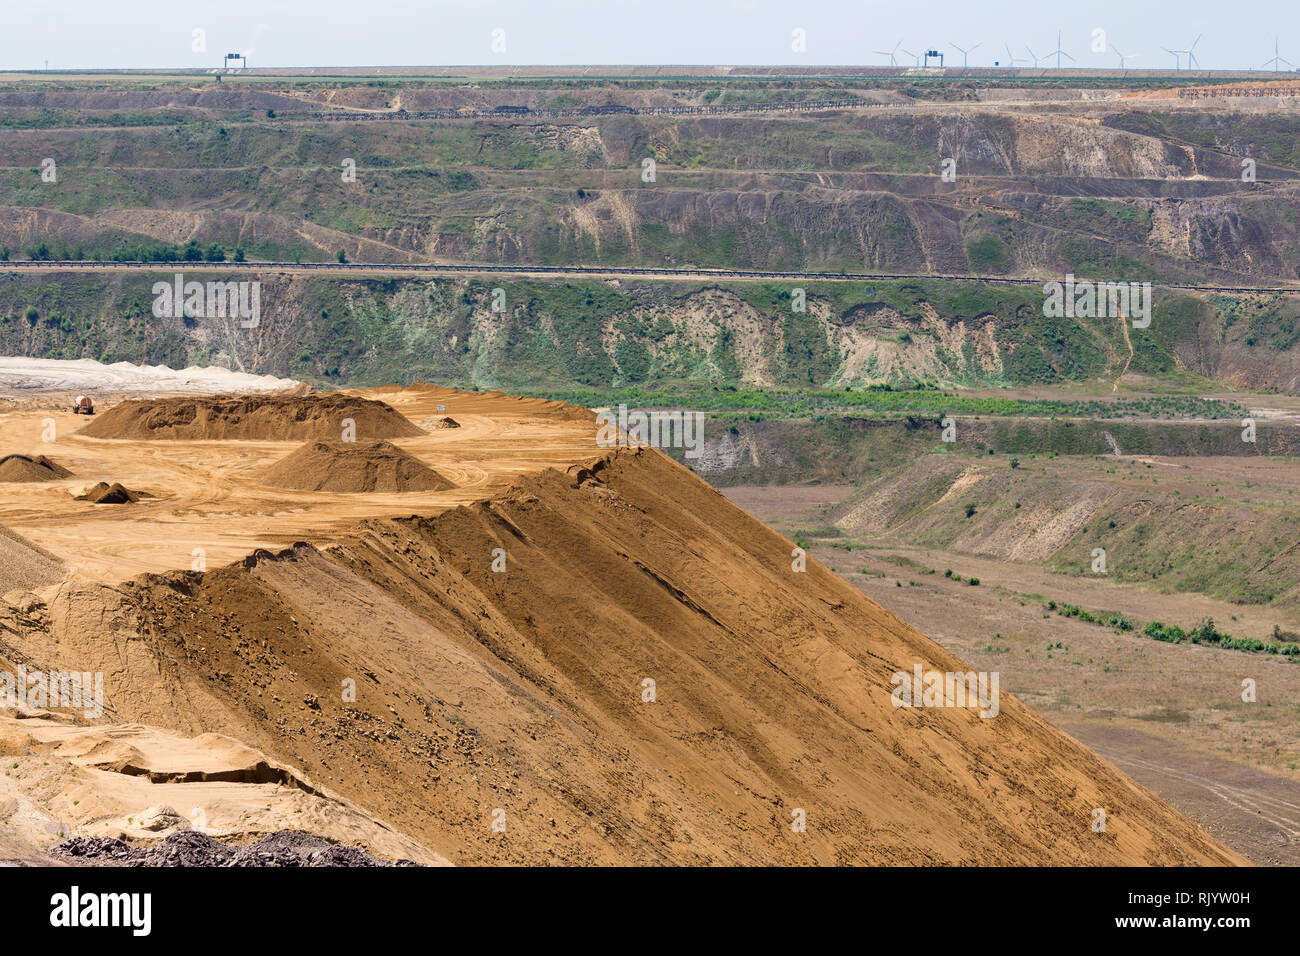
top-left (337, 249), bottom-right (348, 264)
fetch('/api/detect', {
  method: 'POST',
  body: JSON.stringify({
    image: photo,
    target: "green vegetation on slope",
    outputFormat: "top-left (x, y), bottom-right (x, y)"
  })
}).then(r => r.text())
top-left (0, 272), bottom-right (1264, 396)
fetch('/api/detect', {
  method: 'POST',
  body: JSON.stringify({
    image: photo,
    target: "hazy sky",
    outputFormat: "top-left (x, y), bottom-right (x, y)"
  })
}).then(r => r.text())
top-left (3, 0), bottom-right (1298, 71)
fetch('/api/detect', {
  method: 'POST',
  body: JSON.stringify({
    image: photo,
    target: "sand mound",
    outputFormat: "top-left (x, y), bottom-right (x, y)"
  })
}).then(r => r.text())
top-left (0, 454), bottom-right (73, 482)
top-left (3, 448), bottom-right (1241, 866)
top-left (76, 482), bottom-right (149, 504)
top-left (419, 416), bottom-right (461, 429)
top-left (0, 386), bottom-right (1244, 866)
top-left (79, 394), bottom-right (423, 442)
top-left (262, 441), bottom-right (455, 493)
top-left (0, 523), bottom-right (64, 593)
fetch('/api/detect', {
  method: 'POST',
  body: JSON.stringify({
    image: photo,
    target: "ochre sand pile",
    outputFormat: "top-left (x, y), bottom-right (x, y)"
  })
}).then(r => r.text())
top-left (79, 393), bottom-right (424, 441)
top-left (263, 440), bottom-right (455, 493)
top-left (0, 386), bottom-right (1245, 865)
top-left (0, 454), bottom-right (72, 482)
top-left (75, 482), bottom-right (149, 504)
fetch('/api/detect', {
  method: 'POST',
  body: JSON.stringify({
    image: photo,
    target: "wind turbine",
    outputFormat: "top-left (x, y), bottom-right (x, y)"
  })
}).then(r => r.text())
top-left (1262, 37), bottom-right (1292, 72)
top-left (950, 41), bottom-right (982, 67)
top-left (1170, 34), bottom-right (1201, 70)
top-left (1046, 31), bottom-right (1073, 69)
top-left (875, 41), bottom-right (903, 67)
top-left (1113, 45), bottom-right (1138, 71)
top-left (1003, 43), bottom-right (1028, 68)
top-left (1026, 46), bottom-right (1042, 68)
top-left (901, 47), bottom-right (923, 67)
top-left (1162, 47), bottom-right (1183, 69)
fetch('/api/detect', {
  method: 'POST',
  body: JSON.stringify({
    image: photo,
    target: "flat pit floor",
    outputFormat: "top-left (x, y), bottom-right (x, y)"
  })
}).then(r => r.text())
top-left (0, 386), bottom-right (597, 581)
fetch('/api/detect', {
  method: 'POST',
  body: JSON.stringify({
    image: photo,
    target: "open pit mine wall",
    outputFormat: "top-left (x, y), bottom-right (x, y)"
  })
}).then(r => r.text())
top-left (0, 447), bottom-right (1243, 865)
top-left (9, 271), bottom-right (1300, 395)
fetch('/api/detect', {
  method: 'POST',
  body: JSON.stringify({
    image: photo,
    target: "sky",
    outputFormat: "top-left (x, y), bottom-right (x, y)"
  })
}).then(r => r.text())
top-left (1, 0), bottom-right (1298, 72)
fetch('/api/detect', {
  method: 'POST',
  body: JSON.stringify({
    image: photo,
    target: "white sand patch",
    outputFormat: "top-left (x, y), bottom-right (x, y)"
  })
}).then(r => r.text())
top-left (0, 358), bottom-right (298, 397)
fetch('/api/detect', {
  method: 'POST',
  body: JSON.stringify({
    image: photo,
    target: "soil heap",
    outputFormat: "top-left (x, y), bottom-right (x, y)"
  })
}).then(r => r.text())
top-left (262, 440), bottom-right (455, 493)
top-left (0, 455), bottom-right (72, 482)
top-left (0, 437), bottom-right (1246, 866)
top-left (76, 482), bottom-right (147, 504)
top-left (78, 394), bottom-right (423, 441)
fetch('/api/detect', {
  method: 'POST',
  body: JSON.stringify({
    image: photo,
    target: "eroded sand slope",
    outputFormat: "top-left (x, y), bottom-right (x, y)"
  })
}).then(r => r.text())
top-left (0, 387), bottom-right (1245, 865)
